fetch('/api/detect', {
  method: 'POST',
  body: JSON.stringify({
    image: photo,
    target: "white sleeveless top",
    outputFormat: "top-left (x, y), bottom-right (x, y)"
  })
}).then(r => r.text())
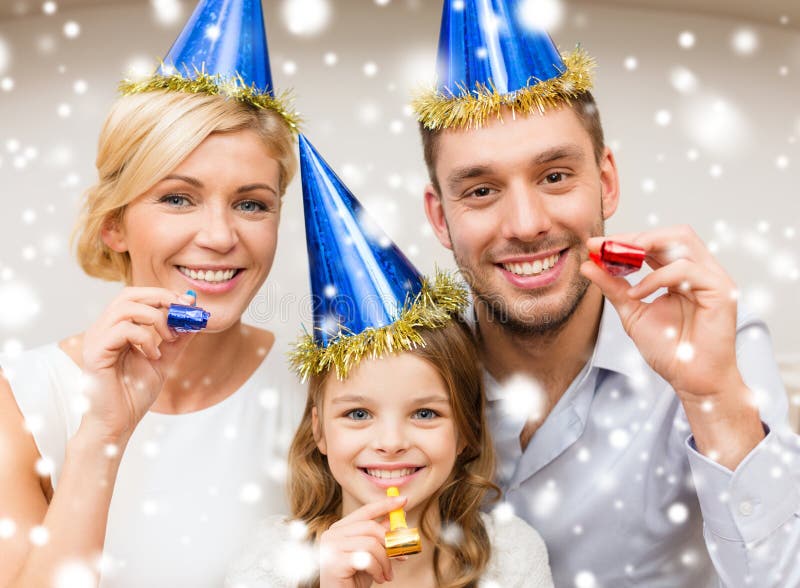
top-left (0, 337), bottom-right (306, 587)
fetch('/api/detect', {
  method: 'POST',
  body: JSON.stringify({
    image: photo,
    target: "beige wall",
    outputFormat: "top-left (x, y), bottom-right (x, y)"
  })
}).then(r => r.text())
top-left (0, 0), bottom-right (798, 428)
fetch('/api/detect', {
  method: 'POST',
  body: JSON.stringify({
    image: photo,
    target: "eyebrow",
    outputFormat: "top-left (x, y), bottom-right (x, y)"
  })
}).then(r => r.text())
top-left (533, 144), bottom-right (585, 166)
top-left (445, 143), bottom-right (586, 193)
top-left (163, 174), bottom-right (203, 187)
top-left (331, 394), bottom-right (450, 405)
top-left (237, 183), bottom-right (278, 197)
top-left (161, 175), bottom-right (277, 196)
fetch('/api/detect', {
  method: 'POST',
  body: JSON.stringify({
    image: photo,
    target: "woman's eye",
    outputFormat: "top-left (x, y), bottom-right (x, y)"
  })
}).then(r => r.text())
top-left (236, 200), bottom-right (268, 213)
top-left (345, 408), bottom-right (371, 421)
top-left (160, 194), bottom-right (191, 207)
top-left (412, 408), bottom-right (438, 420)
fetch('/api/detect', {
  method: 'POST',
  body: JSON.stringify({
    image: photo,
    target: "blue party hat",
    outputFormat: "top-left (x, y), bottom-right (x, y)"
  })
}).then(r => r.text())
top-left (120, 0), bottom-right (298, 131)
top-left (291, 135), bottom-right (467, 380)
top-left (414, 0), bottom-right (594, 130)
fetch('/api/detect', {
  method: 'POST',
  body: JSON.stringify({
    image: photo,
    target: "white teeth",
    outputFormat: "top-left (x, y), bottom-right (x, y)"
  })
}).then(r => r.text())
top-left (503, 253), bottom-right (560, 277)
top-left (178, 267), bottom-right (237, 283)
top-left (365, 467), bottom-right (417, 479)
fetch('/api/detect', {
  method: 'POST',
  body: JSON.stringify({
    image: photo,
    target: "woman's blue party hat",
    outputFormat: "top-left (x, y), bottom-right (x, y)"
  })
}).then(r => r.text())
top-left (414, 0), bottom-right (594, 130)
top-left (120, 0), bottom-right (298, 131)
top-left (291, 135), bottom-right (467, 380)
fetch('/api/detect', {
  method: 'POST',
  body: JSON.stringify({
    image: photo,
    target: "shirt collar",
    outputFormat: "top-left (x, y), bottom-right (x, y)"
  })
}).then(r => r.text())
top-left (590, 297), bottom-right (646, 379)
top-left (470, 295), bottom-right (643, 402)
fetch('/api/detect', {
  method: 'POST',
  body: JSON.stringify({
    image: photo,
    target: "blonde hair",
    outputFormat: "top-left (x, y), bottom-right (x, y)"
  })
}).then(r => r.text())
top-left (288, 318), bottom-right (500, 588)
top-left (73, 90), bottom-right (298, 283)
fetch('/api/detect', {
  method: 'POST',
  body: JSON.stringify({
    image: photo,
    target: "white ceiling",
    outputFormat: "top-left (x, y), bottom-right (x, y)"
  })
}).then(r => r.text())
top-left (585, 0), bottom-right (798, 29)
top-left (1, 0), bottom-right (798, 28)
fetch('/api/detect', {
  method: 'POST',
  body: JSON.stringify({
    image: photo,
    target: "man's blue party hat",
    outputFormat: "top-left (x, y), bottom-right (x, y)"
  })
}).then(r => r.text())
top-left (291, 135), bottom-right (467, 380)
top-left (414, 0), bottom-right (594, 130)
top-left (120, 0), bottom-right (298, 131)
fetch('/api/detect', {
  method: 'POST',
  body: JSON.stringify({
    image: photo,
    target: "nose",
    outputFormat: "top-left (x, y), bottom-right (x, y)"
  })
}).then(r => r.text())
top-left (500, 183), bottom-right (553, 242)
top-left (371, 417), bottom-right (411, 455)
top-left (194, 201), bottom-right (239, 252)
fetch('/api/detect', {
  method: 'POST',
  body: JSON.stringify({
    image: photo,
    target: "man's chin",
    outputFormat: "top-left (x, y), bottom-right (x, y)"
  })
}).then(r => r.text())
top-left (475, 277), bottom-right (591, 337)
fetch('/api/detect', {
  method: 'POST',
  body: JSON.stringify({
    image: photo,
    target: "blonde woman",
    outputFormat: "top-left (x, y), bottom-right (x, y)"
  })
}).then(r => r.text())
top-left (0, 87), bottom-right (301, 587)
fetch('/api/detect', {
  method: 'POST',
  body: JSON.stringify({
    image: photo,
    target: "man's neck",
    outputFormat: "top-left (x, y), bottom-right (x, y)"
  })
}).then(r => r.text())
top-left (476, 285), bottom-right (605, 416)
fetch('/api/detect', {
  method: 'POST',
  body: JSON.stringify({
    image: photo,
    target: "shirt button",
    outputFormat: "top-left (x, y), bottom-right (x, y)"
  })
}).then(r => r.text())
top-left (738, 501), bottom-right (754, 516)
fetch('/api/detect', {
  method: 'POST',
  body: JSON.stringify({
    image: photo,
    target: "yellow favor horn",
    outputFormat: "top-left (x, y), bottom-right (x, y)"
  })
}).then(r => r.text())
top-left (384, 486), bottom-right (422, 558)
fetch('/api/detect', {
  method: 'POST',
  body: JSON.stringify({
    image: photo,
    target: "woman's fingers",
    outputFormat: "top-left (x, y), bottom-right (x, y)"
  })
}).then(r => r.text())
top-left (114, 287), bottom-right (189, 309)
top-left (106, 301), bottom-right (176, 343)
top-left (112, 322), bottom-right (162, 360)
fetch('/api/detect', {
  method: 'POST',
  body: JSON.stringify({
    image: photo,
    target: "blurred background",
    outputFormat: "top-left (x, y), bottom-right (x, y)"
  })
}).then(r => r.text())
top-left (0, 0), bottom-right (798, 430)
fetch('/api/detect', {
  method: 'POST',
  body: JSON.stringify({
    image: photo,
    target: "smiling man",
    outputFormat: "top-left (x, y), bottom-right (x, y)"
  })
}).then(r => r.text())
top-left (414, 1), bottom-right (800, 586)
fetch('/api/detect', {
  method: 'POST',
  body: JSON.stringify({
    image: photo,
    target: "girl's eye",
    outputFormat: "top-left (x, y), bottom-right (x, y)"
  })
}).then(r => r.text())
top-left (236, 200), bottom-right (268, 213)
top-left (345, 408), bottom-right (371, 421)
top-left (159, 194), bottom-right (191, 207)
top-left (412, 408), bottom-right (438, 420)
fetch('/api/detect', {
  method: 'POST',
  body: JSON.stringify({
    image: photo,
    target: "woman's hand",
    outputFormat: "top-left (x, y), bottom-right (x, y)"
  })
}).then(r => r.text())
top-left (79, 287), bottom-right (196, 444)
top-left (319, 495), bottom-right (407, 588)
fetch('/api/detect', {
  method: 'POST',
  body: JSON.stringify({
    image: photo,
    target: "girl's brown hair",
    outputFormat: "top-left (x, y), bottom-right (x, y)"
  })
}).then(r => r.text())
top-left (288, 317), bottom-right (499, 587)
top-left (72, 90), bottom-right (297, 284)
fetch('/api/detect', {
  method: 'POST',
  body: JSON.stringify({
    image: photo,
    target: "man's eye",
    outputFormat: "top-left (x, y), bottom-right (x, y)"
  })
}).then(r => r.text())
top-left (345, 408), bottom-right (371, 421)
top-left (543, 172), bottom-right (567, 184)
top-left (160, 194), bottom-right (191, 207)
top-left (412, 408), bottom-right (438, 420)
top-left (236, 200), bottom-right (268, 213)
top-left (470, 186), bottom-right (493, 197)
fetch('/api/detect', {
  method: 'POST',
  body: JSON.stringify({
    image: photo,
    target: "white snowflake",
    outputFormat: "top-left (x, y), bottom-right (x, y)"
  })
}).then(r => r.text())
top-left (667, 502), bottom-right (689, 524)
top-left (282, 0), bottom-right (331, 36)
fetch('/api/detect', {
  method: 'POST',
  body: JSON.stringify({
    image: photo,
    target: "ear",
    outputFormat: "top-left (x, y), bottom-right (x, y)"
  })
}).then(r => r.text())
top-left (423, 183), bottom-right (453, 251)
top-left (311, 405), bottom-right (327, 455)
top-left (101, 216), bottom-right (128, 253)
top-left (598, 147), bottom-right (620, 221)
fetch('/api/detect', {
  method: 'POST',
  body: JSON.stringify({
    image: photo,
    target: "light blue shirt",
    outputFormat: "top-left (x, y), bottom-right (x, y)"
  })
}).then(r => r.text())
top-left (477, 299), bottom-right (800, 587)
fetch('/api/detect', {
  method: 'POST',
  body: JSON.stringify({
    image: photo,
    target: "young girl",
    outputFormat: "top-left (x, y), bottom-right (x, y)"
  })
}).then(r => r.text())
top-left (225, 136), bottom-right (553, 588)
top-left (226, 319), bottom-right (553, 587)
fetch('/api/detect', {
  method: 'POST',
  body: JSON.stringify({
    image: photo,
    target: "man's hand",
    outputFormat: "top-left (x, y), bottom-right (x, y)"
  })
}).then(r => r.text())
top-left (581, 225), bottom-right (765, 469)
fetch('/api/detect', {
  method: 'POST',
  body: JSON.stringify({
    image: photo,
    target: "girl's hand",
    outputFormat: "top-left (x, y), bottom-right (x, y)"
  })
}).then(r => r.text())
top-left (80, 287), bottom-right (196, 444)
top-left (319, 495), bottom-right (407, 588)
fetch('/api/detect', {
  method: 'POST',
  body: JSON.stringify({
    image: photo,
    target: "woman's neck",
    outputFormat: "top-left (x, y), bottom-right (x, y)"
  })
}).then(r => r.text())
top-left (154, 322), bottom-right (273, 413)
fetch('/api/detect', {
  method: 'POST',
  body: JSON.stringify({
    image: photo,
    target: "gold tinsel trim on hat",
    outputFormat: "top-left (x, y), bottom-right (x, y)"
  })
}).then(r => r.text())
top-left (290, 271), bottom-right (469, 381)
top-left (412, 48), bottom-right (595, 131)
top-left (119, 69), bottom-right (301, 133)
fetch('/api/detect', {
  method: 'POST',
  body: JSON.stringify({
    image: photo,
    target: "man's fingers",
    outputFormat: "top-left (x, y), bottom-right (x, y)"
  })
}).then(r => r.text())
top-left (627, 259), bottom-right (724, 300)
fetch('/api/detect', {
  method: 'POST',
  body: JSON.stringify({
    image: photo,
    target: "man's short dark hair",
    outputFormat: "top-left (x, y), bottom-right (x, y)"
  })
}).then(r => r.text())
top-left (419, 92), bottom-right (605, 195)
